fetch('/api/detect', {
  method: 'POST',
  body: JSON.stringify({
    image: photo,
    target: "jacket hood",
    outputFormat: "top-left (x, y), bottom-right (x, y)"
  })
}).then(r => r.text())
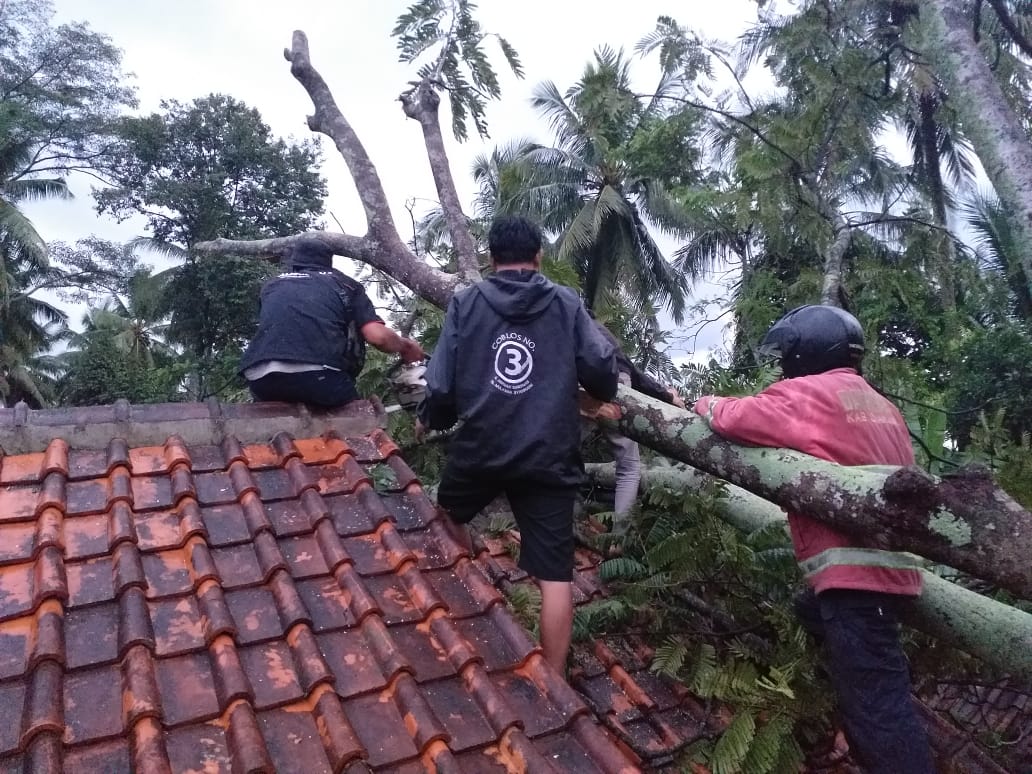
top-left (290, 237), bottom-right (334, 271)
top-left (475, 270), bottom-right (558, 322)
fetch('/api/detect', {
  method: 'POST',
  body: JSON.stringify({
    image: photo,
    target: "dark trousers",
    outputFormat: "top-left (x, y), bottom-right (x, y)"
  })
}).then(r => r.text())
top-left (795, 588), bottom-right (934, 774)
top-left (248, 370), bottom-right (358, 408)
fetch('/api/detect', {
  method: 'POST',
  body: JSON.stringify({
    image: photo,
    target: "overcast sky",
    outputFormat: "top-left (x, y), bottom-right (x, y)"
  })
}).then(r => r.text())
top-left (26, 0), bottom-right (762, 356)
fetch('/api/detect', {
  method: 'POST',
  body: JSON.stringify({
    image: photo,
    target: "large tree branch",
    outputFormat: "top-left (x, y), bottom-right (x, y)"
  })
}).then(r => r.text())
top-left (586, 461), bottom-right (1032, 680)
top-left (584, 387), bottom-right (1032, 600)
top-left (193, 230), bottom-right (458, 309)
top-left (400, 81), bottom-right (481, 284)
top-left (284, 31), bottom-right (402, 246)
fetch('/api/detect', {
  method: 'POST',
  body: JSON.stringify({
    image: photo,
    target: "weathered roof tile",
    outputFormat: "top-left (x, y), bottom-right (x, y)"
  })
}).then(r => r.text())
top-left (0, 400), bottom-right (639, 773)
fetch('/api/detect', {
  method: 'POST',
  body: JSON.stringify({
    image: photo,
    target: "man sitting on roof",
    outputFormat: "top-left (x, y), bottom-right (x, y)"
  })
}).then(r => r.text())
top-left (416, 215), bottom-right (618, 674)
top-left (240, 236), bottom-right (424, 407)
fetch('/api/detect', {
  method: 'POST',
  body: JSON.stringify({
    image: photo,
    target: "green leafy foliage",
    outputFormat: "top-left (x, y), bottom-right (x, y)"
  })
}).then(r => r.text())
top-left (589, 471), bottom-right (833, 772)
top-left (393, 0), bottom-right (523, 141)
top-left (87, 94), bottom-right (327, 400)
top-left (95, 94), bottom-right (325, 246)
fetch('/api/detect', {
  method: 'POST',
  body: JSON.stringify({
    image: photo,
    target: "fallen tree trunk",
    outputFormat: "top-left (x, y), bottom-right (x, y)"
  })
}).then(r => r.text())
top-left (586, 462), bottom-right (1032, 680)
top-left (584, 387), bottom-right (1032, 600)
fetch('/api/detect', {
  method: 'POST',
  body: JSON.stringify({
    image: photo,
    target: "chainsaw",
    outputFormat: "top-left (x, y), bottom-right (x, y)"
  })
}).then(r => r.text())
top-left (383, 360), bottom-right (428, 414)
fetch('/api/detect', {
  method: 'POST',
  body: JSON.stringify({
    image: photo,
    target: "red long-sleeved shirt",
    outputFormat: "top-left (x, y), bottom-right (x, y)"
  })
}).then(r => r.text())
top-left (694, 368), bottom-right (921, 596)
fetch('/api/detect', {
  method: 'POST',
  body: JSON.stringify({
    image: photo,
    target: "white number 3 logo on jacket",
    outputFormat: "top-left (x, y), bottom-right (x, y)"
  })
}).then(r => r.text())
top-left (494, 342), bottom-right (533, 385)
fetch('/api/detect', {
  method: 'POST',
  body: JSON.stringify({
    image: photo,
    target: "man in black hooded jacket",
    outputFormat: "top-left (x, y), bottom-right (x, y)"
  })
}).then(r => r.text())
top-left (417, 216), bottom-right (618, 673)
top-left (240, 236), bottom-right (424, 407)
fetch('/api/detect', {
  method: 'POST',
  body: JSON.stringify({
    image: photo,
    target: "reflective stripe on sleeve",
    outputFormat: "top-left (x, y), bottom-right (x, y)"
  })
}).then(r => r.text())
top-left (799, 547), bottom-right (925, 578)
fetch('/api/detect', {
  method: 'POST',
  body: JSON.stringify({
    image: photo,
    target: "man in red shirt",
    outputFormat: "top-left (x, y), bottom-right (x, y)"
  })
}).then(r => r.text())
top-left (693, 305), bottom-right (933, 773)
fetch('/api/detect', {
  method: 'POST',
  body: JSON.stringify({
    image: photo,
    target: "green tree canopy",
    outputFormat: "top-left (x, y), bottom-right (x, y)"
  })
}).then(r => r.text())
top-left (92, 94), bottom-right (329, 399)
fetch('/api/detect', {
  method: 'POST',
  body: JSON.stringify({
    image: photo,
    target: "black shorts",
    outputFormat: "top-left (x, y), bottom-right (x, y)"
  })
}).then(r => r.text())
top-left (248, 369), bottom-right (358, 407)
top-left (436, 466), bottom-right (577, 582)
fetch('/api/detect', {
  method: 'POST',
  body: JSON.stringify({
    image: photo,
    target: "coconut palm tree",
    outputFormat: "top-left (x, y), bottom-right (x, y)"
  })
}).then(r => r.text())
top-left (0, 289), bottom-right (67, 407)
top-left (523, 47), bottom-right (694, 322)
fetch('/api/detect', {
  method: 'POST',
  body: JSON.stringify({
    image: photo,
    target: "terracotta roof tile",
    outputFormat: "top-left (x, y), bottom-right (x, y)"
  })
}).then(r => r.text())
top-left (0, 400), bottom-right (638, 773)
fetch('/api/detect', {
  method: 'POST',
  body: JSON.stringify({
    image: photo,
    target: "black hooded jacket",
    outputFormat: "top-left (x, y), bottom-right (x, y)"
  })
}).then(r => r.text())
top-left (419, 270), bottom-right (618, 486)
top-left (239, 239), bottom-right (381, 377)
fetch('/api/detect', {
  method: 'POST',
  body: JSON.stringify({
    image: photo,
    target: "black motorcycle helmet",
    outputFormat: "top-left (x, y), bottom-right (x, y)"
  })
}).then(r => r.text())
top-left (758, 305), bottom-right (865, 378)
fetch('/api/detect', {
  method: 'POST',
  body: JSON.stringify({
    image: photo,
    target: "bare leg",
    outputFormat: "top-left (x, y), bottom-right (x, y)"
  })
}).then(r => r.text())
top-left (538, 580), bottom-right (574, 674)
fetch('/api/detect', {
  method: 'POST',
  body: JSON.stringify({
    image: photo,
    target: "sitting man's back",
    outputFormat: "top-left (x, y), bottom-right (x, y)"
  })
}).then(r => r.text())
top-left (418, 215), bottom-right (618, 673)
top-left (240, 236), bottom-right (423, 407)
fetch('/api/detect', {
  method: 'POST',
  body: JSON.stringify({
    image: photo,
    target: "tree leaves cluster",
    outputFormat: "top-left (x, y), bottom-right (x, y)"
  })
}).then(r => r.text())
top-left (394, 0), bottom-right (523, 141)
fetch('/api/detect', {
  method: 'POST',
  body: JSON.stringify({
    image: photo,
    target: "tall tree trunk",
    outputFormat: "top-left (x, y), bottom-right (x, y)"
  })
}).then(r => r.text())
top-left (919, 0), bottom-right (1032, 300)
top-left (400, 81), bottom-right (481, 285)
top-left (586, 462), bottom-right (1032, 680)
top-left (585, 387), bottom-right (1032, 600)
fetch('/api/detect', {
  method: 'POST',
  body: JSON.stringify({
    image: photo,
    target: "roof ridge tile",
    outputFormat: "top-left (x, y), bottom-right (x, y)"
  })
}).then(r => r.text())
top-left (220, 435), bottom-right (247, 467)
top-left (105, 438), bottom-right (130, 475)
top-left (359, 615), bottom-right (412, 683)
top-left (107, 501), bottom-right (135, 550)
top-left (128, 716), bottom-right (171, 774)
top-left (121, 644), bottom-right (162, 727)
top-left (29, 599), bottom-right (64, 672)
top-left (117, 587), bottom-right (155, 656)
top-left (393, 673), bottom-right (451, 752)
top-left (223, 699), bottom-right (274, 773)
top-left (40, 440), bottom-right (68, 478)
top-left (196, 580), bottom-right (237, 643)
top-left (20, 659), bottom-right (63, 752)
top-left (285, 624), bottom-right (335, 694)
top-left (23, 731), bottom-right (63, 773)
top-left (210, 636), bottom-right (255, 708)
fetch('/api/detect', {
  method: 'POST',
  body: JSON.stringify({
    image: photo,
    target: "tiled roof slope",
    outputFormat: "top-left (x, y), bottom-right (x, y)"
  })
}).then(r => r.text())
top-left (0, 400), bottom-right (640, 774)
top-left (476, 535), bottom-right (717, 771)
top-left (475, 516), bottom-right (1018, 774)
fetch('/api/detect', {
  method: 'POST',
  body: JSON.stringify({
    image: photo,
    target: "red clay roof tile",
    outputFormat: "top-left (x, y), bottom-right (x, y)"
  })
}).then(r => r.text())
top-left (0, 399), bottom-right (640, 773)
